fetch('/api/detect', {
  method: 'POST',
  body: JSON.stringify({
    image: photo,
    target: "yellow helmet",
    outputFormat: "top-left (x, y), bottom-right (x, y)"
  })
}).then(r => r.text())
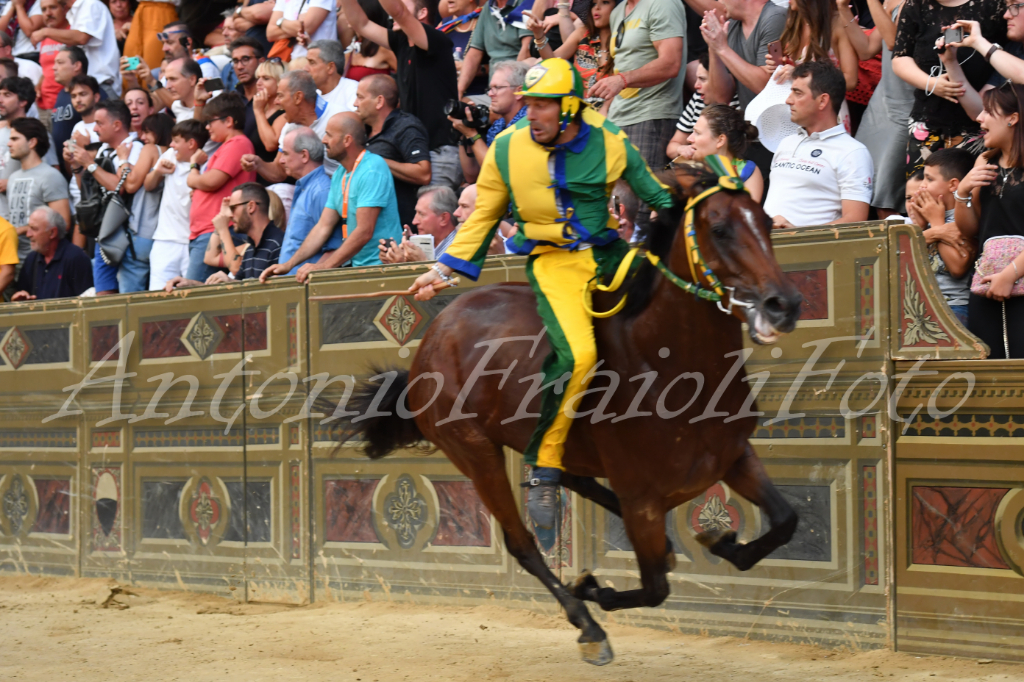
top-left (517, 58), bottom-right (585, 131)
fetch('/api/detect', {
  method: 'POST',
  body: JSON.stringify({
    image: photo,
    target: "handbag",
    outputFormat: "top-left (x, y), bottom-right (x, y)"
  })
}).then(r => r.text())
top-left (75, 150), bottom-right (118, 238)
top-left (970, 235), bottom-right (1024, 357)
top-left (96, 167), bottom-right (134, 266)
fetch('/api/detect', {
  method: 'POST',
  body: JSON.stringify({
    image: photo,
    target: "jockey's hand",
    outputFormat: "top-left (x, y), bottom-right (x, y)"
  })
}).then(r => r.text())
top-left (410, 265), bottom-right (450, 301)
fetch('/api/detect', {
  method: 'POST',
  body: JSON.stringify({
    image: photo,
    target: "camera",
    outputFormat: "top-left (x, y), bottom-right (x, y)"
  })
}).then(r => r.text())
top-left (943, 26), bottom-right (964, 45)
top-left (444, 99), bottom-right (491, 131)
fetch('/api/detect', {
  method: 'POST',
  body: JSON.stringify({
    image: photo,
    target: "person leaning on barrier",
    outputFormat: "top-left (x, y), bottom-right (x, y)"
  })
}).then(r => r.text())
top-left (379, 185), bottom-right (458, 264)
top-left (11, 207), bottom-right (92, 301)
top-left (276, 126), bottom-right (333, 274)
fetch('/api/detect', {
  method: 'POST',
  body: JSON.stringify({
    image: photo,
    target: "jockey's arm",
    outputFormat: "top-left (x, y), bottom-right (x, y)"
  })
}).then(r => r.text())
top-left (619, 135), bottom-right (675, 213)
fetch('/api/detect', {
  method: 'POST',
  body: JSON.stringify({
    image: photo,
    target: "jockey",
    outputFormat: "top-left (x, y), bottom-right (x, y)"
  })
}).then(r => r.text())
top-left (410, 59), bottom-right (673, 529)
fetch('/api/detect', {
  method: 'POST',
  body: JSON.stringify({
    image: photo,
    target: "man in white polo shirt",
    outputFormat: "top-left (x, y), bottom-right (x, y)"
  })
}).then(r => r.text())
top-left (764, 61), bottom-right (873, 228)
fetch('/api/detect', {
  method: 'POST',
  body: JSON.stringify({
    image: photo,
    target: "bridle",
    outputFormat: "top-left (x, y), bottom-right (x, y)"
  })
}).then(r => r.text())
top-left (584, 155), bottom-right (756, 318)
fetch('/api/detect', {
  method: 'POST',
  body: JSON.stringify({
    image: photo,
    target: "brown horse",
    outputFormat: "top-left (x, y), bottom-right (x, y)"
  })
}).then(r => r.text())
top-left (346, 167), bottom-right (804, 665)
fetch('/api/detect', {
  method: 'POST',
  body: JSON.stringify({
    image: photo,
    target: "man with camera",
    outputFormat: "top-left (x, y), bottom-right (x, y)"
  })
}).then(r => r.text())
top-left (450, 60), bottom-right (528, 184)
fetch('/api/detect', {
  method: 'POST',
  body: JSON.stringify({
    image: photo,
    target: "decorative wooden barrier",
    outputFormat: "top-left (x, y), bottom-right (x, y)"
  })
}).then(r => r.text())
top-left (1, 221), bottom-right (1021, 661)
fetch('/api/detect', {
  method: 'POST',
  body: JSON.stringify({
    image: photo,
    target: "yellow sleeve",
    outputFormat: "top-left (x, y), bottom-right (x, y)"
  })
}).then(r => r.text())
top-left (0, 218), bottom-right (19, 266)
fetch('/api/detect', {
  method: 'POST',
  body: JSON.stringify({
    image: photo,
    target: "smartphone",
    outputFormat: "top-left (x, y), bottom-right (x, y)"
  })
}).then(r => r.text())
top-left (943, 26), bottom-right (964, 44)
top-left (204, 78), bottom-right (224, 92)
top-left (382, 237), bottom-right (395, 249)
top-left (767, 40), bottom-right (783, 63)
top-left (126, 56), bottom-right (141, 71)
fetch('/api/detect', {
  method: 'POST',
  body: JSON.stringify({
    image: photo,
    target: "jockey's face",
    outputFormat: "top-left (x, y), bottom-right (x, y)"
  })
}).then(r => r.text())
top-left (526, 96), bottom-right (561, 145)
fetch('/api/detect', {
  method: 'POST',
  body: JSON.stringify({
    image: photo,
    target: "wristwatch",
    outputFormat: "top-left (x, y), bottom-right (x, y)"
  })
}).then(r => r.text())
top-left (86, 163), bottom-right (98, 174)
top-left (276, 17), bottom-right (284, 27)
top-left (234, 5), bottom-right (242, 14)
top-left (986, 43), bottom-right (1003, 61)
top-left (190, 162), bottom-right (201, 171)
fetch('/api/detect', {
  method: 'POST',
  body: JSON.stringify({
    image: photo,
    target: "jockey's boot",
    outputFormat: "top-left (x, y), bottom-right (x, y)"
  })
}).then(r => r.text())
top-left (526, 467), bottom-right (561, 529)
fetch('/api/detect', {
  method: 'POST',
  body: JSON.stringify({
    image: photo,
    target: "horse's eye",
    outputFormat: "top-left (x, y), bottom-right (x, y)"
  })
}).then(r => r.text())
top-left (711, 223), bottom-right (731, 239)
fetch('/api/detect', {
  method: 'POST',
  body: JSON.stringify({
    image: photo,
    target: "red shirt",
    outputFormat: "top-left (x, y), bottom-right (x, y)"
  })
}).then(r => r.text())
top-left (38, 38), bottom-right (64, 110)
top-left (188, 133), bottom-right (257, 240)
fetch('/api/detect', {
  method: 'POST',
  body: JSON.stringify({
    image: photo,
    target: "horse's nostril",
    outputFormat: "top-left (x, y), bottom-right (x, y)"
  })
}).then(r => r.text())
top-left (764, 296), bottom-right (786, 316)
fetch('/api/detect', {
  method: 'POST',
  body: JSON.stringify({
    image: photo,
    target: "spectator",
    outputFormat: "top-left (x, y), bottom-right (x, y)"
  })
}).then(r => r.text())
top-left (610, 179), bottom-right (638, 242)
top-left (165, 57), bottom-right (202, 121)
top-left (764, 61), bottom-right (873, 228)
top-left (0, 215), bottom-right (15, 295)
top-left (121, 0), bottom-right (179, 71)
top-left (848, 0), bottom-right (912, 219)
top-left (11, 207), bottom-right (93, 300)
top-left (949, 10), bottom-right (1024, 90)
top-left (379, 184), bottom-right (458, 262)
top-left (452, 60), bottom-right (526, 183)
top-left (217, 12), bottom-right (242, 90)
top-left (666, 52), bottom-right (740, 162)
top-left (185, 91), bottom-right (257, 282)
top-left (267, 0), bottom-right (337, 60)
top-left (197, 37), bottom-right (273, 160)
top-left (905, 147), bottom-right (974, 325)
top-left (259, 112), bottom-right (402, 282)
top-left (346, 0), bottom-right (397, 82)
top-left (233, 0), bottom-right (276, 55)
top-left (6, 118), bottom-right (72, 271)
top-left (698, 0), bottom-right (787, 110)
top-left (35, 0), bottom-right (72, 128)
top-left (766, 0), bottom-right (859, 89)
top-left (955, 83), bottom-right (1024, 358)
top-left (35, 0), bottom-right (122, 98)
top-left (51, 46), bottom-right (89, 175)
top-left (124, 86), bottom-right (156, 135)
top-left (66, 98), bottom-right (143, 295)
top-left (456, 0), bottom-right (531, 96)
top-left (0, 0), bottom-right (45, 62)
top-left (307, 39), bottom-right (358, 113)
top-left (438, 0), bottom-right (484, 94)
top-left (276, 126), bottom-right (333, 273)
top-left (154, 22), bottom-right (221, 79)
top-left (526, 0), bottom-right (616, 106)
top-left (0, 31), bottom-right (42, 90)
top-left (687, 103), bottom-right (764, 201)
top-left (356, 74), bottom-right (431, 227)
top-left (145, 118), bottom-right (209, 290)
top-left (0, 77), bottom-right (60, 225)
top-left (107, 0), bottom-right (132, 53)
top-left (69, 74), bottom-right (102, 143)
top-left (892, 0), bottom-right (1006, 176)
top-left (252, 58), bottom-right (287, 161)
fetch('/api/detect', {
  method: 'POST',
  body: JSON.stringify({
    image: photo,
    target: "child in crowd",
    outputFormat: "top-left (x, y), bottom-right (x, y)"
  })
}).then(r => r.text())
top-left (905, 148), bottom-right (976, 326)
top-left (145, 119), bottom-right (210, 291)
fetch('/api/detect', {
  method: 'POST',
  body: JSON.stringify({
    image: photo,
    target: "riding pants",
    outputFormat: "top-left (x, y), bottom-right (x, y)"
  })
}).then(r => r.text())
top-left (524, 242), bottom-right (623, 469)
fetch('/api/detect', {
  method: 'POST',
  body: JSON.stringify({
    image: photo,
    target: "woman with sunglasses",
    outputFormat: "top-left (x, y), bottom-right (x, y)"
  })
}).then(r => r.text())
top-left (954, 82), bottom-right (1024, 358)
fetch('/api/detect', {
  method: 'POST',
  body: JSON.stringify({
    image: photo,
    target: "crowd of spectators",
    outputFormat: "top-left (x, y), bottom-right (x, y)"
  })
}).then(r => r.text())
top-left (0, 0), bottom-right (1023, 357)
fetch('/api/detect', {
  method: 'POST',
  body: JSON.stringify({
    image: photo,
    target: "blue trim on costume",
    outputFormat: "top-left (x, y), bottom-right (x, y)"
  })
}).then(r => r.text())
top-left (547, 121), bottom-right (593, 249)
top-left (438, 252), bottom-right (482, 281)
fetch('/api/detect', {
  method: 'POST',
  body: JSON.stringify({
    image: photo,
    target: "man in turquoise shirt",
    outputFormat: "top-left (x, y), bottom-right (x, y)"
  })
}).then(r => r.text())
top-left (259, 112), bottom-right (402, 283)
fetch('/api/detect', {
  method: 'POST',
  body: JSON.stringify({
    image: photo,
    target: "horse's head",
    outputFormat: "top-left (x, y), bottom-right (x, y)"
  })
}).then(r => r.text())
top-left (663, 160), bottom-right (802, 344)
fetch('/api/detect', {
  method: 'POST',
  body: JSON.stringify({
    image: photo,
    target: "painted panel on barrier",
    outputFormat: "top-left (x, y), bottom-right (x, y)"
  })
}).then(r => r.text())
top-left (92, 466), bottom-right (122, 552)
top-left (911, 486), bottom-right (1009, 569)
top-left (432, 480), bottom-right (490, 547)
top-left (224, 480), bottom-right (272, 543)
top-left (863, 465), bottom-right (879, 585)
top-left (0, 326), bottom-right (70, 368)
top-left (141, 481), bottom-right (187, 539)
top-left (784, 268), bottom-right (829, 320)
top-left (324, 478), bottom-right (379, 543)
top-left (90, 324), bottom-right (121, 361)
top-left (903, 413), bottom-right (1024, 437)
top-left (30, 479), bottom-right (70, 534)
top-left (0, 429), bottom-right (76, 448)
top-left (768, 485), bottom-right (832, 562)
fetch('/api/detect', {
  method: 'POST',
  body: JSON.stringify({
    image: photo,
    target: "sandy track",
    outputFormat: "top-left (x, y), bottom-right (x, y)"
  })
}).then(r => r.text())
top-left (1, 576), bottom-right (1022, 682)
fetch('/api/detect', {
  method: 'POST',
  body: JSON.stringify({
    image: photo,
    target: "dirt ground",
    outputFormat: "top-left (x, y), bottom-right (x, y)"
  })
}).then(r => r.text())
top-left (1, 576), bottom-right (1022, 682)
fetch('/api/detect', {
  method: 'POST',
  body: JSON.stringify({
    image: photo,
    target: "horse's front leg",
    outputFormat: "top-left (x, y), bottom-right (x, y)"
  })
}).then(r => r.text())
top-left (571, 501), bottom-right (672, 611)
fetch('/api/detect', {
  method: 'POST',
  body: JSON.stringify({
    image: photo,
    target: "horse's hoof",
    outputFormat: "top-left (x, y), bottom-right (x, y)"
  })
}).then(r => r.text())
top-left (570, 570), bottom-right (600, 600)
top-left (579, 637), bottom-right (614, 666)
top-left (696, 529), bottom-right (737, 549)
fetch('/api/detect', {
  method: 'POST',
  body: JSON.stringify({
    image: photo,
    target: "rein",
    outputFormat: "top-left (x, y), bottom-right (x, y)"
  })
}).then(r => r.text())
top-left (584, 158), bottom-right (754, 319)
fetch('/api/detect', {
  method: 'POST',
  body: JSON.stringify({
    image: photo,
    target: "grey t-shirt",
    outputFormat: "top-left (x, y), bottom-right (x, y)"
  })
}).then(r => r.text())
top-left (726, 1), bottom-right (788, 110)
top-left (6, 162), bottom-right (70, 263)
top-left (929, 208), bottom-right (971, 307)
top-left (607, 0), bottom-right (687, 128)
top-left (0, 126), bottom-right (62, 224)
top-left (469, 0), bottom-right (531, 63)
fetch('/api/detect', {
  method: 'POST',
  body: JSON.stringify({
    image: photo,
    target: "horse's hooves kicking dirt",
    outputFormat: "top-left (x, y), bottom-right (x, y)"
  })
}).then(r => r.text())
top-left (695, 528), bottom-right (737, 549)
top-left (578, 637), bottom-right (614, 666)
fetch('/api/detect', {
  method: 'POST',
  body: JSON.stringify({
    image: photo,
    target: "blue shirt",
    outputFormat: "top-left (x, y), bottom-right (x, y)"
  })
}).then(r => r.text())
top-left (486, 106), bottom-right (526, 145)
top-left (281, 165), bottom-right (333, 274)
top-left (325, 151), bottom-right (402, 268)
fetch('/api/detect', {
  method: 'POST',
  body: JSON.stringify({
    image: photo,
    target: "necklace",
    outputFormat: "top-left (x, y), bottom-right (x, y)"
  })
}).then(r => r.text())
top-left (999, 166), bottom-right (1012, 198)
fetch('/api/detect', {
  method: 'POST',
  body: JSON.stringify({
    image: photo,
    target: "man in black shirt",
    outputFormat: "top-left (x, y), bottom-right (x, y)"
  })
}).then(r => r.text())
top-left (355, 74), bottom-right (431, 227)
top-left (337, 0), bottom-right (462, 191)
top-left (51, 46), bottom-right (89, 177)
top-left (12, 207), bottom-right (92, 301)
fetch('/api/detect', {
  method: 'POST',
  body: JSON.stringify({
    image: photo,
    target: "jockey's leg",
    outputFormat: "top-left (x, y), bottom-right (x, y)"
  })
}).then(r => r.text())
top-left (523, 248), bottom-right (599, 529)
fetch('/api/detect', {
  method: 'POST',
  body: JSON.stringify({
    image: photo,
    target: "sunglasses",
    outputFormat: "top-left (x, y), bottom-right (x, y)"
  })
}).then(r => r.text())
top-left (615, 20), bottom-right (625, 49)
top-left (157, 29), bottom-right (188, 41)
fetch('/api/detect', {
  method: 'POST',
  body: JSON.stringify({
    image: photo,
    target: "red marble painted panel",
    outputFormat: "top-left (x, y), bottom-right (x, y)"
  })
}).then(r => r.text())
top-left (213, 314), bottom-right (243, 353)
top-left (244, 311), bottom-right (268, 351)
top-left (212, 312), bottom-right (268, 353)
top-left (433, 480), bottom-right (491, 547)
top-left (31, 479), bottom-right (70, 534)
top-left (784, 269), bottom-right (829, 320)
top-left (141, 319), bottom-right (191, 358)
top-left (911, 486), bottom-right (1009, 569)
top-left (324, 479), bottom-right (379, 543)
top-left (90, 325), bottom-right (120, 362)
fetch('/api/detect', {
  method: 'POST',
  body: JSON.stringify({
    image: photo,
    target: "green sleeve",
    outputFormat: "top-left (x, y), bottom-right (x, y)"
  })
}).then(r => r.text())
top-left (622, 137), bottom-right (674, 211)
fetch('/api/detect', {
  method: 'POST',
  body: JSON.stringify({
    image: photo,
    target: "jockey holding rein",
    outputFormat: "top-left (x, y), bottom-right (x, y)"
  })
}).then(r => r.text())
top-left (410, 59), bottom-right (673, 529)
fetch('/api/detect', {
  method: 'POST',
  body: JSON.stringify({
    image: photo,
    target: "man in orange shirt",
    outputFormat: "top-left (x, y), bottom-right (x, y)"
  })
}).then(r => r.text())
top-left (0, 215), bottom-right (16, 298)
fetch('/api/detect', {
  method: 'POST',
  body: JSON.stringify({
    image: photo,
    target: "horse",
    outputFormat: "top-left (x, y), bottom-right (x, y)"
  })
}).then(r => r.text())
top-left (345, 164), bottom-right (805, 665)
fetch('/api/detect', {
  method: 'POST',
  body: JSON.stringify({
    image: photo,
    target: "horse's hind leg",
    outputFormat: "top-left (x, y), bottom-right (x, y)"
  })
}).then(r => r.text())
top-left (697, 444), bottom-right (798, 571)
top-left (447, 442), bottom-right (613, 665)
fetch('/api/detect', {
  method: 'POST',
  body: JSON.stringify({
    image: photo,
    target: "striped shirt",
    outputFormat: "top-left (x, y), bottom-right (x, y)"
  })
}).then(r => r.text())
top-left (676, 91), bottom-right (742, 135)
top-left (436, 228), bottom-right (458, 257)
top-left (239, 223), bottom-right (285, 281)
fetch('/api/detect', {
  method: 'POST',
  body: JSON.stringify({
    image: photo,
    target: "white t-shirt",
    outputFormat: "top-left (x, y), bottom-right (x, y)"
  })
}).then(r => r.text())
top-left (66, 0), bottom-right (121, 94)
top-left (11, 1), bottom-right (43, 56)
top-left (171, 99), bottom-right (195, 122)
top-left (15, 58), bottom-right (42, 86)
top-left (272, 0), bottom-right (338, 58)
top-left (762, 124), bottom-right (874, 227)
top-left (153, 148), bottom-right (193, 244)
top-left (320, 78), bottom-right (358, 113)
top-left (71, 120), bottom-right (100, 144)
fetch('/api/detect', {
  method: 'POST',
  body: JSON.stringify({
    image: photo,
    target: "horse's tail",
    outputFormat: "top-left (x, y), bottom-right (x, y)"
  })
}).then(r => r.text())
top-left (347, 368), bottom-right (423, 460)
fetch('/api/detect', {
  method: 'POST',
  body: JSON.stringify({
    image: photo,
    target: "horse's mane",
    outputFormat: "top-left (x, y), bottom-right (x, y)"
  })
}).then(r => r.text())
top-left (619, 167), bottom-right (718, 318)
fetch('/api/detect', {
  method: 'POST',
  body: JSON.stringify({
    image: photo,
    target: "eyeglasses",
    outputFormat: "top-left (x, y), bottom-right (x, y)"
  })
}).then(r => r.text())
top-left (229, 201), bottom-right (251, 210)
top-left (615, 20), bottom-right (625, 49)
top-left (487, 84), bottom-right (513, 95)
top-left (1009, 1), bottom-right (1024, 16)
top-left (205, 116), bottom-right (228, 126)
top-left (231, 55), bottom-right (258, 66)
top-left (156, 29), bottom-right (188, 41)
